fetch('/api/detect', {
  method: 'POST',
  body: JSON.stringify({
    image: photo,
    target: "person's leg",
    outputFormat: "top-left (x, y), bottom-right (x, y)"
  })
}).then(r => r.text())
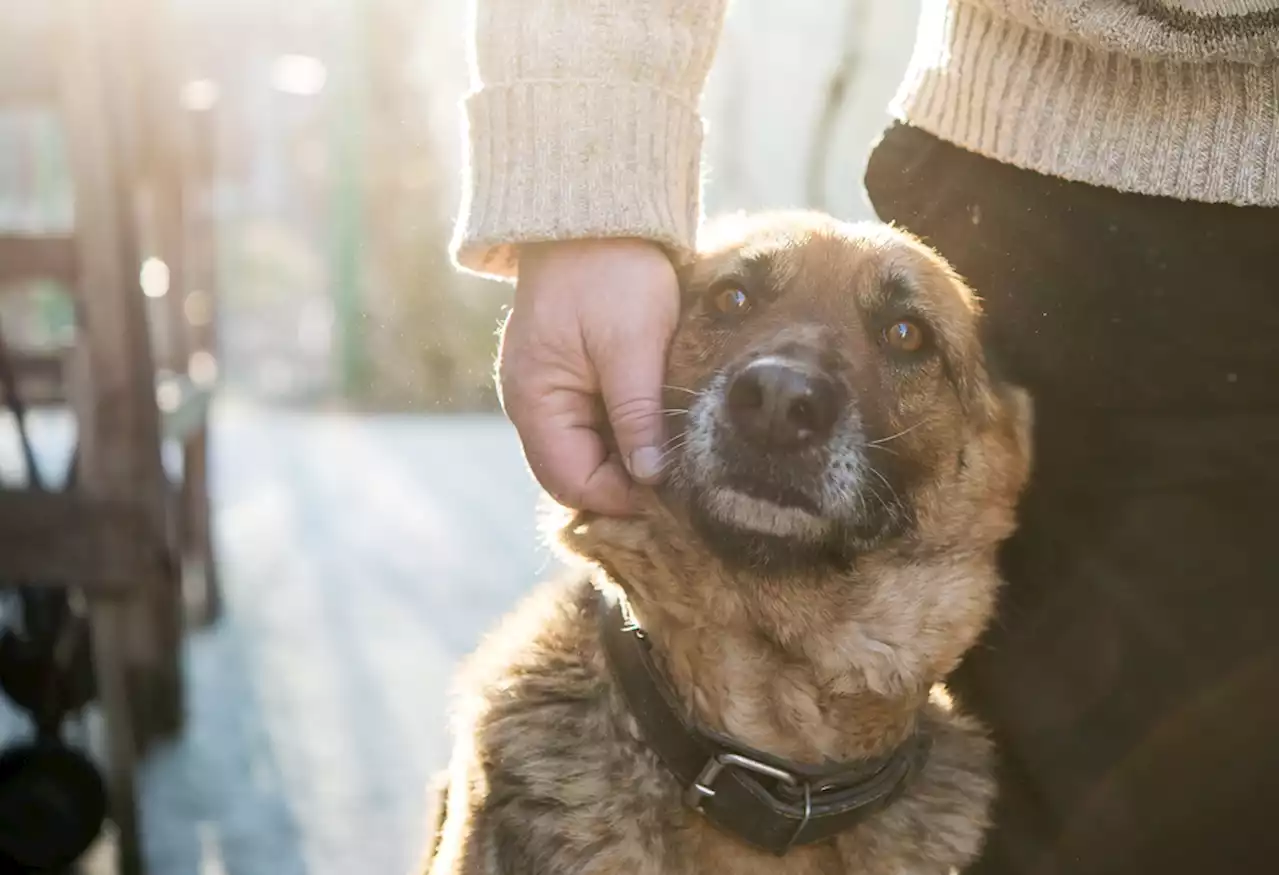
top-left (864, 122), bottom-right (1277, 875)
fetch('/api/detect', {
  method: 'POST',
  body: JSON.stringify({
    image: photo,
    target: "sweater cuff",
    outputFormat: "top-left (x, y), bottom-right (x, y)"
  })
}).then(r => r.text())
top-left (451, 80), bottom-right (705, 280)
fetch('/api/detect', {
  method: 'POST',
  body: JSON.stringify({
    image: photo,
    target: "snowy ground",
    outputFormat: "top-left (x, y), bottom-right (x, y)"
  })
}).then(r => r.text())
top-left (0, 403), bottom-right (559, 875)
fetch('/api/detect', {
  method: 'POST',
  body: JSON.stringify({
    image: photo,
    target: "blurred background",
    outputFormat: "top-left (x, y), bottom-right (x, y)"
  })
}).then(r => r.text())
top-left (0, 1), bottom-right (920, 873)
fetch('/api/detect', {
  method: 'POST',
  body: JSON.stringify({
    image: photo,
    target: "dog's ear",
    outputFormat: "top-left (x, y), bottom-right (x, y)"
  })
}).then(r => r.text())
top-left (1000, 384), bottom-right (1034, 469)
top-left (979, 382), bottom-right (1034, 503)
top-left (696, 210), bottom-right (752, 252)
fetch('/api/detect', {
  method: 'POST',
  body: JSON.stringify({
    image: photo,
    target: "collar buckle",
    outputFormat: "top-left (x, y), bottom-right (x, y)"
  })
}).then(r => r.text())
top-left (685, 752), bottom-right (815, 853)
top-left (684, 751), bottom-right (800, 811)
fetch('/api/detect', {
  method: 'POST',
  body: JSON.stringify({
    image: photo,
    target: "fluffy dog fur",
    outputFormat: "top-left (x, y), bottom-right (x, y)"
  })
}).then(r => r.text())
top-left (421, 212), bottom-right (1033, 875)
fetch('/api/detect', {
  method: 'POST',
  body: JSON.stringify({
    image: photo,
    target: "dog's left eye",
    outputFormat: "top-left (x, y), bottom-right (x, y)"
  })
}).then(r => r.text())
top-left (882, 319), bottom-right (930, 354)
top-left (711, 286), bottom-right (747, 314)
top-left (710, 286), bottom-right (751, 316)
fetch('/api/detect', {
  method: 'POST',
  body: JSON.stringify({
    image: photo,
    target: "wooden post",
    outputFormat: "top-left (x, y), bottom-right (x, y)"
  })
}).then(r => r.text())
top-left (182, 104), bottom-right (223, 625)
top-left (85, 601), bottom-right (146, 875)
top-left (58, 1), bottom-right (174, 868)
top-left (128, 0), bottom-right (194, 741)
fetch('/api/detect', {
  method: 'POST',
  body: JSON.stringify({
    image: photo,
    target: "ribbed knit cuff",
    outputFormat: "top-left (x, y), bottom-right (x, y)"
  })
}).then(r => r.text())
top-left (451, 81), bottom-right (705, 280)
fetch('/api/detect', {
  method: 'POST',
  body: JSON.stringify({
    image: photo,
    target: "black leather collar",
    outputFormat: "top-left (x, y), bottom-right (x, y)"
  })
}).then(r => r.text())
top-left (599, 592), bottom-right (931, 857)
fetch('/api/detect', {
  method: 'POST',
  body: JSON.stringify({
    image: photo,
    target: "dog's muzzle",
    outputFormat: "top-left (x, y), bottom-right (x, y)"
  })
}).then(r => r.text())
top-left (681, 349), bottom-right (863, 535)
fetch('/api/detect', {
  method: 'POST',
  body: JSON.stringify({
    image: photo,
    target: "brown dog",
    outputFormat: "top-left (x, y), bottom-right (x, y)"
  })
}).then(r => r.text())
top-left (421, 212), bottom-right (1033, 875)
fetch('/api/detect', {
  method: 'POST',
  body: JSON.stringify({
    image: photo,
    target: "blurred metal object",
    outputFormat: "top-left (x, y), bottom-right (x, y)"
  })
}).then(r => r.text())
top-left (0, 738), bottom-right (107, 874)
top-left (0, 317), bottom-right (104, 872)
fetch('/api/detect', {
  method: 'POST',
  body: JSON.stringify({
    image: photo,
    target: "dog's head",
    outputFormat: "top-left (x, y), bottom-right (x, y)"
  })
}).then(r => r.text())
top-left (641, 211), bottom-right (1031, 572)
top-left (552, 213), bottom-right (1032, 684)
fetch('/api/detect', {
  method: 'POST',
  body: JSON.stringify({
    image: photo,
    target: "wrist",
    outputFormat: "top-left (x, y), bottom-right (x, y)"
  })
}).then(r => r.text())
top-left (518, 237), bottom-right (669, 261)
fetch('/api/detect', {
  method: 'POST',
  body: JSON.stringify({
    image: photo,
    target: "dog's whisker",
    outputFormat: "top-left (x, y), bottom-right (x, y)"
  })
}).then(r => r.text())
top-left (869, 417), bottom-right (935, 447)
top-left (865, 466), bottom-right (903, 518)
top-left (662, 384), bottom-right (699, 397)
top-left (657, 441), bottom-right (689, 463)
top-left (659, 409), bottom-right (690, 416)
top-left (866, 464), bottom-right (897, 496)
top-left (657, 438), bottom-right (691, 464)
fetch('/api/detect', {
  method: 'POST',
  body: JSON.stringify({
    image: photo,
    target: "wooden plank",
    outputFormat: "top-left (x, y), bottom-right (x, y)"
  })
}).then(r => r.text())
top-left (12, 355), bottom-right (215, 442)
top-left (16, 366), bottom-right (217, 440)
top-left (0, 491), bottom-right (159, 589)
top-left (6, 347), bottom-right (68, 404)
top-left (0, 234), bottom-right (77, 287)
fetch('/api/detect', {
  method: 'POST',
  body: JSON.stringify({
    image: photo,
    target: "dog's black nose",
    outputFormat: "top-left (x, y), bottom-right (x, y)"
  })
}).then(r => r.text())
top-left (726, 359), bottom-right (840, 449)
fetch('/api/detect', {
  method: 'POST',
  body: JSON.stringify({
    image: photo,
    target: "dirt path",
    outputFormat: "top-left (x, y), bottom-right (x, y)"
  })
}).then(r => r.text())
top-left (1, 405), bottom-right (556, 875)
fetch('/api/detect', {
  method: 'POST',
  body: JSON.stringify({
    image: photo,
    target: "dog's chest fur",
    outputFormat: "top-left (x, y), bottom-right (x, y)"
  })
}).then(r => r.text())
top-left (431, 577), bottom-right (994, 875)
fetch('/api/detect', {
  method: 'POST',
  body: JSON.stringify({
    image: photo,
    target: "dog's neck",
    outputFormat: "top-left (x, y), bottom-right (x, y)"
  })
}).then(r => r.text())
top-left (620, 583), bottom-right (928, 765)
top-left (558, 502), bottom-right (998, 767)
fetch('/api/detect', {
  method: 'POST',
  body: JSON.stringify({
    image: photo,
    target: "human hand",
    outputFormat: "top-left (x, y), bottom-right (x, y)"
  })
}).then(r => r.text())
top-left (498, 238), bottom-right (680, 516)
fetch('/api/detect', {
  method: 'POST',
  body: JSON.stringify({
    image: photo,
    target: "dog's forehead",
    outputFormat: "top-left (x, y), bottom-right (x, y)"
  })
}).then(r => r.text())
top-left (695, 217), bottom-right (977, 319)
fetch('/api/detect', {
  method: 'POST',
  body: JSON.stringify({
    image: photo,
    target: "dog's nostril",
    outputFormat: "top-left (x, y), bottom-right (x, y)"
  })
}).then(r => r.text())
top-left (789, 396), bottom-right (817, 431)
top-left (726, 360), bottom-right (840, 449)
top-left (726, 369), bottom-right (764, 413)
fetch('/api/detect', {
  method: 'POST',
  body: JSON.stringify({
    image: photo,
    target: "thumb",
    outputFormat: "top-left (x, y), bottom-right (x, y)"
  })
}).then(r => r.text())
top-left (596, 338), bottom-right (669, 485)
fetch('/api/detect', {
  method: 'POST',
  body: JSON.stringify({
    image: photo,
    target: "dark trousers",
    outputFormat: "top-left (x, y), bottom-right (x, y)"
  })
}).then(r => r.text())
top-left (865, 123), bottom-right (1278, 875)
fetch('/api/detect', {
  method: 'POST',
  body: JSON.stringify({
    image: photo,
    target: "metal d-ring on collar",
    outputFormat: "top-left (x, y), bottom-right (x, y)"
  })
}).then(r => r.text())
top-left (598, 591), bottom-right (931, 857)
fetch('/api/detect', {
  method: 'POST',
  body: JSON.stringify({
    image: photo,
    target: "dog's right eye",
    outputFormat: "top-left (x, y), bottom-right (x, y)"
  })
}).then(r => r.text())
top-left (708, 285), bottom-right (751, 317)
top-left (883, 319), bottom-right (928, 353)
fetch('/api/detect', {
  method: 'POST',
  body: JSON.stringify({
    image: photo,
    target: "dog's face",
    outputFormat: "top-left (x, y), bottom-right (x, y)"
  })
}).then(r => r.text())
top-left (658, 212), bottom-right (1029, 573)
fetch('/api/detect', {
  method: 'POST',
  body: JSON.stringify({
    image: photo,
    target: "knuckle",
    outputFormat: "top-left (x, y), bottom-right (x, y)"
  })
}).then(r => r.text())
top-left (606, 396), bottom-right (661, 433)
top-left (556, 485), bottom-right (589, 512)
top-left (534, 469), bottom-right (585, 511)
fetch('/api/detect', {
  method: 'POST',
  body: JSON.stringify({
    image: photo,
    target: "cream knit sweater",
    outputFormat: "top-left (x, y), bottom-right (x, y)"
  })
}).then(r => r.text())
top-left (453, 0), bottom-right (1278, 278)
